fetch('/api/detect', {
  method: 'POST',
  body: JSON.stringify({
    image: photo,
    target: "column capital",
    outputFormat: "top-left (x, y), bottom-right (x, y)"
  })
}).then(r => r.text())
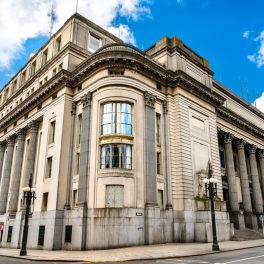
top-left (163, 100), bottom-right (168, 113)
top-left (235, 139), bottom-right (246, 150)
top-left (0, 141), bottom-right (7, 150)
top-left (144, 91), bottom-right (156, 108)
top-left (7, 135), bottom-right (15, 146)
top-left (258, 149), bottom-right (264, 159)
top-left (16, 129), bottom-right (26, 140)
top-left (71, 101), bottom-right (77, 115)
top-left (28, 120), bottom-right (39, 133)
top-left (248, 145), bottom-right (257, 155)
top-left (223, 133), bottom-right (234, 144)
top-left (81, 92), bottom-right (92, 108)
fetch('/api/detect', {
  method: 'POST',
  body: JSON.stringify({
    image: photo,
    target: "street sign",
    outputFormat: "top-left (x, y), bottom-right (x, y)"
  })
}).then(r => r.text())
top-left (0, 224), bottom-right (4, 231)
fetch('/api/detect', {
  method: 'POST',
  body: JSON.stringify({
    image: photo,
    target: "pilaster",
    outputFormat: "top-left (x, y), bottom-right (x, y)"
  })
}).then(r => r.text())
top-left (0, 141), bottom-right (7, 182)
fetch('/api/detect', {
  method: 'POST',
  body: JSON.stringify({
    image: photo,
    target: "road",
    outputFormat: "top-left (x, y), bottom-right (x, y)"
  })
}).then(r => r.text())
top-left (0, 247), bottom-right (264, 263)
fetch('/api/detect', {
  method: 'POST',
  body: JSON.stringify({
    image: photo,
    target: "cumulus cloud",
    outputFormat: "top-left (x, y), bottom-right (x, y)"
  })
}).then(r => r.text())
top-left (247, 30), bottom-right (264, 68)
top-left (253, 92), bottom-right (264, 113)
top-left (243, 30), bottom-right (251, 39)
top-left (0, 0), bottom-right (152, 70)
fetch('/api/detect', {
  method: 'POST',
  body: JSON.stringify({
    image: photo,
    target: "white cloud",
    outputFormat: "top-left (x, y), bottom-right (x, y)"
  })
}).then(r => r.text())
top-left (0, 0), bottom-right (152, 70)
top-left (253, 92), bottom-right (264, 113)
top-left (247, 30), bottom-right (264, 68)
top-left (243, 30), bottom-right (251, 39)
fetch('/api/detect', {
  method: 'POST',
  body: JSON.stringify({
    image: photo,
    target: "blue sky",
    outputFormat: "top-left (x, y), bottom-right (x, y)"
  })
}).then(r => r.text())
top-left (1, 0), bottom-right (263, 107)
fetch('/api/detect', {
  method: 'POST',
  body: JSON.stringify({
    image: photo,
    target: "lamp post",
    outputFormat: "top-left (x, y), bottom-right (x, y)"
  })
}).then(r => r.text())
top-left (203, 162), bottom-right (220, 251)
top-left (20, 174), bottom-right (36, 256)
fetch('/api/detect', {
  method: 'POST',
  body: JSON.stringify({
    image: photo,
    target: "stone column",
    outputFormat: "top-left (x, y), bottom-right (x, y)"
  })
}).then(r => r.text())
top-left (77, 93), bottom-right (92, 206)
top-left (236, 139), bottom-right (256, 229)
top-left (223, 133), bottom-right (243, 229)
top-left (22, 120), bottom-right (39, 188)
top-left (76, 93), bottom-right (92, 250)
top-left (224, 133), bottom-right (239, 212)
top-left (0, 136), bottom-right (15, 213)
top-left (249, 145), bottom-right (263, 215)
top-left (259, 150), bottom-right (264, 200)
top-left (0, 141), bottom-right (6, 182)
top-left (8, 129), bottom-right (26, 213)
top-left (144, 91), bottom-right (158, 206)
top-left (64, 102), bottom-right (77, 209)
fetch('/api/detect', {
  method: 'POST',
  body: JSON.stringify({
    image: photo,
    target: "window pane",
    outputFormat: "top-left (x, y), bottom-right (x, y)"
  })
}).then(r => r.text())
top-left (112, 145), bottom-right (119, 168)
top-left (89, 35), bottom-right (101, 52)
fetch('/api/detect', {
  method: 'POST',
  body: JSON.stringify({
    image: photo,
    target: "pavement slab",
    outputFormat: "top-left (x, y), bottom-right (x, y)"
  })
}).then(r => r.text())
top-left (0, 240), bottom-right (264, 262)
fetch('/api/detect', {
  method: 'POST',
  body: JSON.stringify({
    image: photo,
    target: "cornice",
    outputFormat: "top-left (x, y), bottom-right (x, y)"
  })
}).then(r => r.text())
top-left (217, 106), bottom-right (264, 140)
top-left (0, 70), bottom-right (73, 130)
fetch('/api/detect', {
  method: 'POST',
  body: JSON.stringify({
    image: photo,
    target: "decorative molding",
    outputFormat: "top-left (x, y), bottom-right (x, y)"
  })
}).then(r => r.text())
top-left (81, 92), bottom-right (92, 108)
top-left (16, 129), bottom-right (26, 140)
top-left (144, 91), bottom-right (156, 108)
top-left (217, 106), bottom-right (264, 141)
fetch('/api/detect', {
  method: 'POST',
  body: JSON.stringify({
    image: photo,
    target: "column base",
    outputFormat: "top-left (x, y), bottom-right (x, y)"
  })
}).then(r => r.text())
top-left (229, 212), bottom-right (245, 229)
top-left (244, 213), bottom-right (258, 229)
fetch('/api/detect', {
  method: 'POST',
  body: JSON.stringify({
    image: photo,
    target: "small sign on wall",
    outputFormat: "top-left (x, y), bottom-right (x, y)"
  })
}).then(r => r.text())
top-left (136, 212), bottom-right (143, 216)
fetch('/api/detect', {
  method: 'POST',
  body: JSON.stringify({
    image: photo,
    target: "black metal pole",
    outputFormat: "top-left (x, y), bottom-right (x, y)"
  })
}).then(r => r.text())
top-left (20, 174), bottom-right (33, 256)
top-left (208, 164), bottom-right (220, 251)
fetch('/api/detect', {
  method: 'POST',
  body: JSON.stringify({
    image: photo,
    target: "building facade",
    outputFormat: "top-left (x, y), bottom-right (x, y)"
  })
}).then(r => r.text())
top-left (0, 13), bottom-right (263, 250)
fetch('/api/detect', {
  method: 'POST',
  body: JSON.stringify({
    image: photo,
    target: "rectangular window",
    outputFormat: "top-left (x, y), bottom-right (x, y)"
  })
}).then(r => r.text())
top-left (38, 226), bottom-right (45, 246)
top-left (100, 144), bottom-right (132, 169)
top-left (21, 71), bottom-right (26, 85)
top-left (12, 80), bottom-right (17, 92)
top-left (48, 121), bottom-right (56, 144)
top-left (31, 61), bottom-right (36, 76)
top-left (58, 63), bottom-right (63, 71)
top-left (72, 190), bottom-right (77, 208)
top-left (88, 34), bottom-right (101, 52)
top-left (45, 157), bottom-right (53, 178)
top-left (75, 153), bottom-right (80, 175)
top-left (76, 114), bottom-right (82, 145)
top-left (105, 185), bottom-right (124, 208)
top-left (7, 226), bottom-right (13, 243)
top-left (42, 193), bottom-right (48, 211)
top-left (156, 113), bottom-right (161, 145)
top-left (65, 225), bottom-right (72, 243)
top-left (42, 49), bottom-right (48, 65)
top-left (55, 36), bottom-right (61, 53)
top-left (157, 152), bottom-right (161, 174)
top-left (157, 190), bottom-right (163, 208)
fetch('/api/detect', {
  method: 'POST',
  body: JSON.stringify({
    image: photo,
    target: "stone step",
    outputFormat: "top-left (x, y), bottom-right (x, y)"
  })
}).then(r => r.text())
top-left (232, 228), bottom-right (264, 241)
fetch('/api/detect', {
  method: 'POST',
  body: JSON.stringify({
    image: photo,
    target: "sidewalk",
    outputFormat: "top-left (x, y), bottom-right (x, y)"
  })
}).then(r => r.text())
top-left (0, 239), bottom-right (264, 262)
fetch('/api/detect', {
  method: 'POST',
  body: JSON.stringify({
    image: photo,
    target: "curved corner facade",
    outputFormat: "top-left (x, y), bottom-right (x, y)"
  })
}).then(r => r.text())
top-left (0, 13), bottom-right (263, 250)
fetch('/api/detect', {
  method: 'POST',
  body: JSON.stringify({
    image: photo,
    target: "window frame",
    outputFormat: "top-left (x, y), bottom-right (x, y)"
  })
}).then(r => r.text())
top-left (88, 34), bottom-right (102, 53)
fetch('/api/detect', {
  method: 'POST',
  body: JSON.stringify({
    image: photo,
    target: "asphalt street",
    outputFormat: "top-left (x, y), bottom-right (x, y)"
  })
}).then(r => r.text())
top-left (0, 247), bottom-right (264, 264)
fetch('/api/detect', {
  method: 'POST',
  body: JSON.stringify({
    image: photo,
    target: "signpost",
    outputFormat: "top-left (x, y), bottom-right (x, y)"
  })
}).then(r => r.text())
top-left (259, 215), bottom-right (264, 237)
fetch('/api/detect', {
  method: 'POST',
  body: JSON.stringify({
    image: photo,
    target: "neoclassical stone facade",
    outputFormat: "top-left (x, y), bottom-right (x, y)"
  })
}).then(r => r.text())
top-left (0, 13), bottom-right (263, 250)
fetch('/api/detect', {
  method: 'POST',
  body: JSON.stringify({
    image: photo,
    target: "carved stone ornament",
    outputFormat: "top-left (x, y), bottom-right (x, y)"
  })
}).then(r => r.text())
top-left (197, 169), bottom-right (207, 198)
top-left (223, 133), bottom-right (234, 144)
top-left (28, 120), bottom-right (39, 133)
top-left (144, 91), bottom-right (156, 108)
top-left (16, 128), bottom-right (26, 140)
top-left (258, 149), bottom-right (264, 159)
top-left (235, 139), bottom-right (246, 150)
top-left (7, 135), bottom-right (15, 146)
top-left (163, 100), bottom-right (168, 113)
top-left (248, 145), bottom-right (257, 155)
top-left (81, 92), bottom-right (92, 108)
top-left (71, 101), bottom-right (77, 115)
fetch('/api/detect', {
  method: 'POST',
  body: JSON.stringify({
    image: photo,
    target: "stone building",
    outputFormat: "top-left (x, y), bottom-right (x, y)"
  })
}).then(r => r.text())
top-left (0, 13), bottom-right (263, 250)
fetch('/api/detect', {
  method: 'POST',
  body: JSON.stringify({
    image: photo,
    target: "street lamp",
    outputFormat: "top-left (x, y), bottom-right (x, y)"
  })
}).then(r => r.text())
top-left (20, 174), bottom-right (36, 256)
top-left (203, 161), bottom-right (220, 251)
